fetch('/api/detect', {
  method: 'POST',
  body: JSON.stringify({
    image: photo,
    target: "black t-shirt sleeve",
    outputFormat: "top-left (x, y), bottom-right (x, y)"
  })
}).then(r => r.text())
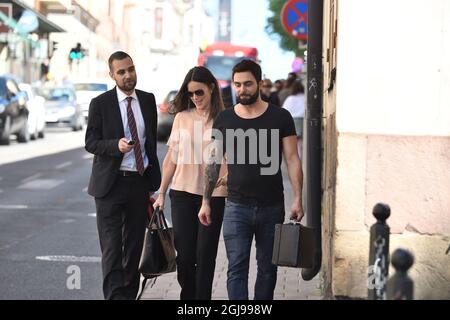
top-left (279, 107), bottom-right (297, 138)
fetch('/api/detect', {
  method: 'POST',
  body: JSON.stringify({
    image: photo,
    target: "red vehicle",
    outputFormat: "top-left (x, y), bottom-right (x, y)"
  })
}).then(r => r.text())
top-left (198, 42), bottom-right (258, 88)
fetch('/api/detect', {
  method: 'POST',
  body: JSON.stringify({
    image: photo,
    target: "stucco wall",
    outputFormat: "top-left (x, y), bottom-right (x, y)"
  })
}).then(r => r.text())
top-left (323, 0), bottom-right (450, 299)
top-left (332, 133), bottom-right (450, 299)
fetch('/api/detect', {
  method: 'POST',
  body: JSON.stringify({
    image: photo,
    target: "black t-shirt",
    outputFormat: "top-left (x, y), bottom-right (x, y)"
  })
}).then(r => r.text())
top-left (212, 104), bottom-right (296, 206)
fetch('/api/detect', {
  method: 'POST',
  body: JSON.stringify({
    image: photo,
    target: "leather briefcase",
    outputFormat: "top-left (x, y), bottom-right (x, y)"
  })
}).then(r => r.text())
top-left (272, 222), bottom-right (315, 268)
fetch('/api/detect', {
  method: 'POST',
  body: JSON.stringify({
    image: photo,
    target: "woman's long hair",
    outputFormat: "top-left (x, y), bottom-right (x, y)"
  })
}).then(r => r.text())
top-left (171, 66), bottom-right (224, 123)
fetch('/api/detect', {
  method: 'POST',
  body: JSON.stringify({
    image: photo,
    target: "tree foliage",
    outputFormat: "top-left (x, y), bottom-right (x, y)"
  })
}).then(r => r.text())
top-left (265, 0), bottom-right (304, 57)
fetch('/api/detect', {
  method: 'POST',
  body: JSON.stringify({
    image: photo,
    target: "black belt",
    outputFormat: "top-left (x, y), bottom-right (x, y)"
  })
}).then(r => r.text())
top-left (119, 170), bottom-right (141, 176)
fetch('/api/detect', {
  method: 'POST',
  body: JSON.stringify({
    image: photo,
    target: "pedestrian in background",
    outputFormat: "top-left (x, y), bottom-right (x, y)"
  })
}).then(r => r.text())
top-left (274, 79), bottom-right (284, 94)
top-left (260, 78), bottom-right (281, 106)
top-left (282, 79), bottom-right (305, 158)
top-left (153, 66), bottom-right (227, 300)
top-left (198, 60), bottom-right (304, 300)
top-left (85, 51), bottom-right (161, 300)
top-left (278, 72), bottom-right (298, 106)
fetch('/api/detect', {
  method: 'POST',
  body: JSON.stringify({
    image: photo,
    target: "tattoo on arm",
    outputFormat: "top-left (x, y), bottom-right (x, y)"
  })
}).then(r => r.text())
top-left (204, 146), bottom-right (221, 201)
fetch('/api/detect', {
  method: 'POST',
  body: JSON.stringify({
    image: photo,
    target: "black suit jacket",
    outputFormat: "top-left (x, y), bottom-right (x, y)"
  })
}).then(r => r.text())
top-left (85, 87), bottom-right (161, 198)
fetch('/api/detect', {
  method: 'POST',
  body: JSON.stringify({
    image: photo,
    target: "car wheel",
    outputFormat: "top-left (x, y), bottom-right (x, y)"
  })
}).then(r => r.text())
top-left (17, 124), bottom-right (30, 143)
top-left (0, 116), bottom-right (11, 145)
top-left (30, 127), bottom-right (38, 140)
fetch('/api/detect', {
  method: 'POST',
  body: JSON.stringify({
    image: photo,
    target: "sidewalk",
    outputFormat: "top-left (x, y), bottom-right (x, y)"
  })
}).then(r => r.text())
top-left (139, 235), bottom-right (322, 300)
top-left (140, 159), bottom-right (323, 300)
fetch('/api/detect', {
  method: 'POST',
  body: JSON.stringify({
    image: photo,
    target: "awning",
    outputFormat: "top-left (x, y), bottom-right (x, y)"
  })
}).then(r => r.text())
top-left (3, 0), bottom-right (65, 34)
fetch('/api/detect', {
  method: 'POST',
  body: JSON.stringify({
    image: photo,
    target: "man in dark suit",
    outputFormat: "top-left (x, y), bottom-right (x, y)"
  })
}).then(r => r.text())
top-left (85, 51), bottom-right (161, 300)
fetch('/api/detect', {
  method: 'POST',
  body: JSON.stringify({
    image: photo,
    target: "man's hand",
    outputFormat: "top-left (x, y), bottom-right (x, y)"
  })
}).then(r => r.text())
top-left (290, 198), bottom-right (304, 222)
top-left (118, 138), bottom-right (134, 153)
top-left (198, 202), bottom-right (212, 226)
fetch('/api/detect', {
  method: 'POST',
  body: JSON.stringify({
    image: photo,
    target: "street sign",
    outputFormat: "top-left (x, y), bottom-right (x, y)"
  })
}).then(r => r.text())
top-left (281, 0), bottom-right (308, 41)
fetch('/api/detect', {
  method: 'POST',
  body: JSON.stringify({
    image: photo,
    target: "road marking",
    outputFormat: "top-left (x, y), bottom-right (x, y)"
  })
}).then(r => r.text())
top-left (55, 161), bottom-right (72, 169)
top-left (21, 173), bottom-right (43, 183)
top-left (35, 255), bottom-right (101, 263)
top-left (18, 179), bottom-right (64, 190)
top-left (0, 205), bottom-right (28, 209)
top-left (83, 154), bottom-right (93, 160)
top-left (61, 219), bottom-right (75, 224)
top-left (88, 213), bottom-right (96, 217)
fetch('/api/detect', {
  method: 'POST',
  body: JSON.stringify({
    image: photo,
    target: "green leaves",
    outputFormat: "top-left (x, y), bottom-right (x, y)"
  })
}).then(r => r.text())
top-left (265, 0), bottom-right (306, 58)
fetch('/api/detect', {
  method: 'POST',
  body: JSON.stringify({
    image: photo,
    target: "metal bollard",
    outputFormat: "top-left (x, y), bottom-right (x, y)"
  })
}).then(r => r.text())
top-left (387, 248), bottom-right (414, 300)
top-left (368, 203), bottom-right (390, 300)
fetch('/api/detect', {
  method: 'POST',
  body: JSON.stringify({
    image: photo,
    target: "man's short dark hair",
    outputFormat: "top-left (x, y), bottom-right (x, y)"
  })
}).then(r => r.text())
top-left (108, 51), bottom-right (132, 70)
top-left (232, 59), bottom-right (262, 83)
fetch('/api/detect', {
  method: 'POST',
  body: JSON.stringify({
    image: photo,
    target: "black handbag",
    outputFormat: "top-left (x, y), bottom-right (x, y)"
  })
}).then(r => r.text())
top-left (137, 207), bottom-right (176, 299)
top-left (272, 222), bottom-right (315, 268)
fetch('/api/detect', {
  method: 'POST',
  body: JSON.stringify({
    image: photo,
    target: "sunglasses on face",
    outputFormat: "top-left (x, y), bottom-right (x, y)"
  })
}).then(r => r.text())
top-left (187, 89), bottom-right (205, 98)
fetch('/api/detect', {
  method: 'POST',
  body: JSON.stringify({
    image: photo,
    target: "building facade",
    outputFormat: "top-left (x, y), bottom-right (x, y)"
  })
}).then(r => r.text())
top-left (321, 0), bottom-right (450, 299)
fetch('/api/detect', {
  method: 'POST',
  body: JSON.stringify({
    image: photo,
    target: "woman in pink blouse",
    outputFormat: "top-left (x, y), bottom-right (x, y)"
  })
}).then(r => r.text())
top-left (153, 66), bottom-right (227, 300)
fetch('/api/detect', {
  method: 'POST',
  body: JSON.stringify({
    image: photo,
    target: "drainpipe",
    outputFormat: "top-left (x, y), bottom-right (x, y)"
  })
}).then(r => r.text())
top-left (301, 0), bottom-right (323, 281)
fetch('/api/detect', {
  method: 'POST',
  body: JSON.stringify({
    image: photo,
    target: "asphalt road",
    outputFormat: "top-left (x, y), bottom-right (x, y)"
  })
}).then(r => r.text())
top-left (0, 129), bottom-right (169, 299)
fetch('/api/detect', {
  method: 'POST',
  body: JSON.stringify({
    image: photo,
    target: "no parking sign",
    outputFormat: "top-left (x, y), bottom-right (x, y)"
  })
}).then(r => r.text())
top-left (281, 0), bottom-right (308, 41)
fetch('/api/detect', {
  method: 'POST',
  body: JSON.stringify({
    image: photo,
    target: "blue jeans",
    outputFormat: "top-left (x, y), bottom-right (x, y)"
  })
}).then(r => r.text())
top-left (223, 200), bottom-right (284, 300)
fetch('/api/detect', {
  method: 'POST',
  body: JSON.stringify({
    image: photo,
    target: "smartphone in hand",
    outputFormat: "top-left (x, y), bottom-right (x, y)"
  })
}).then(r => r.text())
top-left (128, 140), bottom-right (135, 145)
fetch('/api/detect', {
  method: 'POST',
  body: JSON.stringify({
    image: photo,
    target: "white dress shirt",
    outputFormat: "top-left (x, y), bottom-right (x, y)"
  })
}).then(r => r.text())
top-left (282, 93), bottom-right (305, 118)
top-left (116, 87), bottom-right (149, 171)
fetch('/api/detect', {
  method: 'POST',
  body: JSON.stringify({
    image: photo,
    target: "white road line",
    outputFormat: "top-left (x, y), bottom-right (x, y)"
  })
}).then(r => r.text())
top-left (88, 213), bottom-right (96, 217)
top-left (0, 205), bottom-right (29, 209)
top-left (18, 179), bottom-right (64, 190)
top-left (55, 161), bottom-right (72, 169)
top-left (21, 173), bottom-right (43, 183)
top-left (35, 255), bottom-right (101, 263)
top-left (83, 154), bottom-right (93, 160)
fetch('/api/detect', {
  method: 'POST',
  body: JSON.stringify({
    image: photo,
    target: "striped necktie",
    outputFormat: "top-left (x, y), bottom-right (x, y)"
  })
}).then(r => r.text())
top-left (126, 97), bottom-right (145, 175)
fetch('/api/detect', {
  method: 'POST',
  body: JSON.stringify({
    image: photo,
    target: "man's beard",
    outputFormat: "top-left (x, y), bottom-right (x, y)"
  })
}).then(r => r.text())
top-left (237, 89), bottom-right (259, 105)
top-left (118, 79), bottom-right (136, 92)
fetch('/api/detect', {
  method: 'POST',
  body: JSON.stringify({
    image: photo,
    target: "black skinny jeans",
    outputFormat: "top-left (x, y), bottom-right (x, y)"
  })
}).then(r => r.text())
top-left (169, 190), bottom-right (225, 300)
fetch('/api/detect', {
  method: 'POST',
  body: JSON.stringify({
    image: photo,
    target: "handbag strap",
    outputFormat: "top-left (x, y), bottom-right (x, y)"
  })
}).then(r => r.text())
top-left (148, 207), bottom-right (170, 230)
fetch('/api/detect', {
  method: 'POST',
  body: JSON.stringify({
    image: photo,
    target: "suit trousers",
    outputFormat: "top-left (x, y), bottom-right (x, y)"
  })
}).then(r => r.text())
top-left (95, 174), bottom-right (149, 300)
top-left (169, 190), bottom-right (225, 300)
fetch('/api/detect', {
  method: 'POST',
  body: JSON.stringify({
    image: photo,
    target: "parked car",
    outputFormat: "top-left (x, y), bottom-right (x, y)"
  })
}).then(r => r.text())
top-left (0, 75), bottom-right (29, 145)
top-left (73, 80), bottom-right (111, 120)
top-left (39, 87), bottom-right (84, 131)
top-left (157, 90), bottom-right (177, 141)
top-left (19, 83), bottom-right (46, 140)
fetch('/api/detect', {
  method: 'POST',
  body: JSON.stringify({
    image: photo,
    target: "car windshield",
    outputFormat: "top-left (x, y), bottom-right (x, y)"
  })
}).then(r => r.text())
top-left (39, 88), bottom-right (74, 101)
top-left (205, 56), bottom-right (243, 81)
top-left (165, 90), bottom-right (178, 103)
top-left (74, 83), bottom-right (108, 91)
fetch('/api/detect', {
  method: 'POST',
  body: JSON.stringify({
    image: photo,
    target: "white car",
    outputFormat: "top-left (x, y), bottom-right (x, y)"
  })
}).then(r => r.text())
top-left (74, 81), bottom-right (112, 120)
top-left (19, 83), bottom-right (46, 140)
